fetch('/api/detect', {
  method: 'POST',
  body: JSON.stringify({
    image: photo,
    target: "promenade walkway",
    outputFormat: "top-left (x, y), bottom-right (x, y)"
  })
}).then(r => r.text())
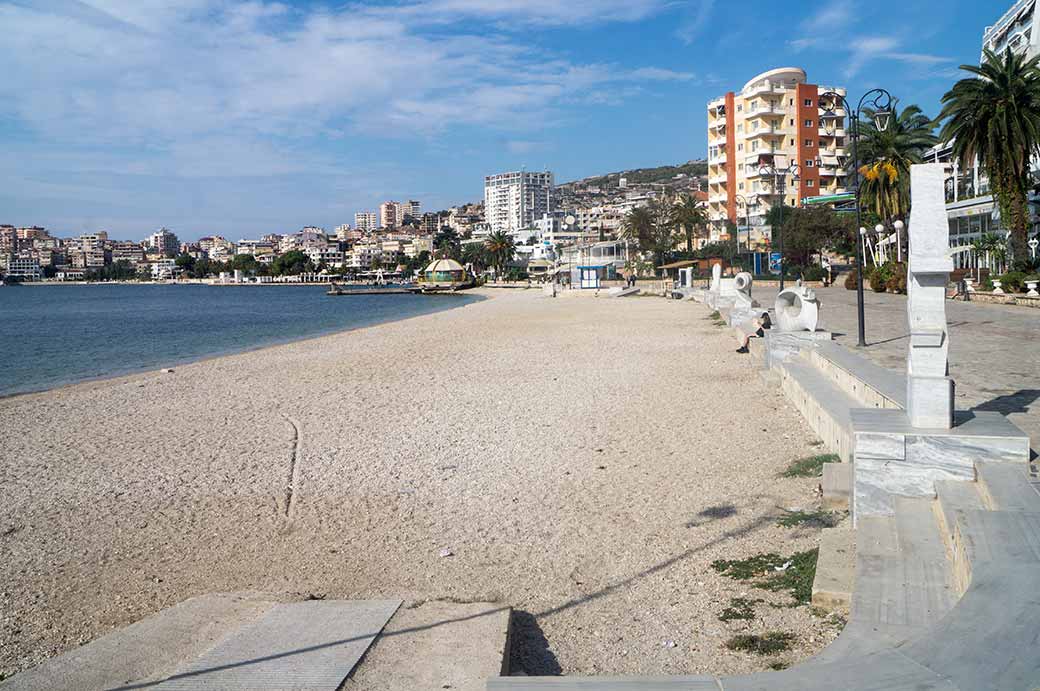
top-left (809, 285), bottom-right (1039, 453)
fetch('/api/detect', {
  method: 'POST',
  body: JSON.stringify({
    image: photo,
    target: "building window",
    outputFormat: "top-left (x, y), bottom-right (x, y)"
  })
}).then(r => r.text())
top-left (790, 119), bottom-right (795, 126)
top-left (790, 139), bottom-right (795, 146)
top-left (804, 139), bottom-right (814, 147)
top-left (738, 143), bottom-right (744, 151)
top-left (807, 180), bottom-right (815, 187)
top-left (789, 98), bottom-right (794, 106)
top-left (804, 98), bottom-right (813, 107)
top-left (738, 182), bottom-right (745, 190)
top-left (737, 104), bottom-right (743, 112)
top-left (805, 160), bottom-right (814, 167)
top-left (804, 119), bottom-right (813, 127)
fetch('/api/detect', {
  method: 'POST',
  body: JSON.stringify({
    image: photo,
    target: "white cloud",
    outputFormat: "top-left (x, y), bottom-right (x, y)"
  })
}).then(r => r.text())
top-left (0, 0), bottom-right (688, 157)
top-left (675, 0), bottom-right (714, 45)
top-left (844, 36), bottom-right (951, 78)
top-left (802, 1), bottom-right (854, 32)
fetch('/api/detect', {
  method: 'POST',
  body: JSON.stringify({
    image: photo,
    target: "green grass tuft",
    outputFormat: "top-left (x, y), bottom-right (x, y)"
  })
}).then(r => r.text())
top-left (776, 509), bottom-right (842, 529)
top-left (707, 310), bottom-right (721, 320)
top-left (780, 454), bottom-right (839, 478)
top-left (712, 549), bottom-right (819, 606)
top-left (725, 631), bottom-right (795, 655)
top-left (718, 597), bottom-right (763, 621)
top-left (768, 660), bottom-right (791, 670)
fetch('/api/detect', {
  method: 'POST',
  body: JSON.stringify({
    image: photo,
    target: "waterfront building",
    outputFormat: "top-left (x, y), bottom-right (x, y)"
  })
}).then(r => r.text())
top-left (484, 170), bottom-right (554, 233)
top-left (984, 0), bottom-right (1039, 59)
top-left (355, 212), bottom-right (378, 232)
top-left (111, 241), bottom-right (145, 264)
top-left (235, 240), bottom-right (275, 258)
top-left (706, 67), bottom-right (848, 239)
top-left (150, 258), bottom-right (178, 280)
top-left (78, 233), bottom-right (109, 269)
top-left (404, 236), bottom-right (434, 258)
top-left (198, 236), bottom-right (233, 255)
top-left (0, 225), bottom-right (16, 255)
top-left (379, 201), bottom-right (406, 229)
top-left (147, 228), bottom-right (179, 257)
top-left (3, 257), bottom-right (42, 281)
top-left (305, 245), bottom-right (344, 268)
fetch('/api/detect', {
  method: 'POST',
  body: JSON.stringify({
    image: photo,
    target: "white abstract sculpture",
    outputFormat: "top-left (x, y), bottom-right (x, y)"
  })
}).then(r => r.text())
top-left (774, 284), bottom-right (819, 332)
top-left (710, 263), bottom-right (721, 293)
top-left (906, 164), bottom-right (954, 429)
top-left (734, 272), bottom-right (752, 296)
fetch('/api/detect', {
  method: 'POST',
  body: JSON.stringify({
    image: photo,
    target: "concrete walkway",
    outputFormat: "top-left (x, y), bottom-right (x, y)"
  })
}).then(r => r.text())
top-left (808, 285), bottom-right (1039, 453)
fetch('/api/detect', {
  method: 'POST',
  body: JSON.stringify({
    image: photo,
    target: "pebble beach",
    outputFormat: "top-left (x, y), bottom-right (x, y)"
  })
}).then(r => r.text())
top-left (0, 288), bottom-right (844, 680)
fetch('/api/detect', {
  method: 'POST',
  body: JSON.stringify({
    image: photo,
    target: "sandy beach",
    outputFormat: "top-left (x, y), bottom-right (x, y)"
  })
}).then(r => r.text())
top-left (0, 289), bottom-right (843, 680)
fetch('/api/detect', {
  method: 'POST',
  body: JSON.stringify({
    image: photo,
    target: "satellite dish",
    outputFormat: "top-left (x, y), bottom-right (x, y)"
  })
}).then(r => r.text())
top-left (565, 215), bottom-right (576, 225)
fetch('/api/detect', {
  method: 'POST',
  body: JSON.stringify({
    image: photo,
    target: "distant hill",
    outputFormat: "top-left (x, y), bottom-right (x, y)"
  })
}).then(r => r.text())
top-left (558, 160), bottom-right (708, 190)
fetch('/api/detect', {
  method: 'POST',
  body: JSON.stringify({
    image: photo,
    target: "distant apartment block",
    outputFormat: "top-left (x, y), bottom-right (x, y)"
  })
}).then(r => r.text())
top-left (4, 257), bottom-right (42, 281)
top-left (484, 170), bottom-right (554, 233)
top-left (706, 67), bottom-right (848, 234)
top-left (147, 228), bottom-right (180, 257)
top-left (406, 200), bottom-right (422, 219)
top-left (111, 241), bottom-right (145, 264)
top-left (379, 201), bottom-right (405, 229)
top-left (984, 0), bottom-right (1039, 59)
top-left (355, 212), bottom-right (378, 232)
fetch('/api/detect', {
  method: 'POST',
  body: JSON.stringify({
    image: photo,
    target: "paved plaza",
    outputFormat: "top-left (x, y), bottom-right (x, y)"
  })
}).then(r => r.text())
top-left (803, 284), bottom-right (1039, 453)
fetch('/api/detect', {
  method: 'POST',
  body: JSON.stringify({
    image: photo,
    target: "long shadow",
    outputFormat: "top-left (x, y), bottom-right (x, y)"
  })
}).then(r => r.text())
top-left (116, 504), bottom-right (774, 688)
top-left (509, 610), bottom-right (563, 675)
top-left (853, 320), bottom-right (977, 348)
top-left (973, 389), bottom-right (1040, 416)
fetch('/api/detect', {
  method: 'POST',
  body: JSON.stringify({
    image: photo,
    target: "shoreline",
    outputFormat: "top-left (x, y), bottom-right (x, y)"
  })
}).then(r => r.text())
top-left (0, 291), bottom-right (483, 401)
top-left (1, 290), bottom-right (837, 679)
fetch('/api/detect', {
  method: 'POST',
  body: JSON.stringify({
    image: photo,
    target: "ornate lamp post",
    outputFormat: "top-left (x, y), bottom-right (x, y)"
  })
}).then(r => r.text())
top-left (732, 194), bottom-right (753, 259)
top-left (818, 88), bottom-right (893, 348)
top-left (757, 158), bottom-right (800, 290)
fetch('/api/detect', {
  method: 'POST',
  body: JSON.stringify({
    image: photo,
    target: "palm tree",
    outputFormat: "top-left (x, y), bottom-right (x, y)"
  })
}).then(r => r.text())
top-left (619, 206), bottom-right (655, 249)
top-left (484, 231), bottom-right (515, 277)
top-left (856, 102), bottom-right (938, 226)
top-left (940, 48), bottom-right (1040, 263)
top-left (668, 193), bottom-right (708, 254)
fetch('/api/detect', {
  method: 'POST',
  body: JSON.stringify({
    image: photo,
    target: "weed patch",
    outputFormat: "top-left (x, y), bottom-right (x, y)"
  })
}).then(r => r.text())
top-left (712, 549), bottom-right (819, 605)
top-left (718, 597), bottom-right (763, 621)
top-left (776, 509), bottom-right (842, 529)
top-left (725, 632), bottom-right (795, 655)
top-left (768, 660), bottom-right (791, 670)
top-left (780, 454), bottom-right (839, 478)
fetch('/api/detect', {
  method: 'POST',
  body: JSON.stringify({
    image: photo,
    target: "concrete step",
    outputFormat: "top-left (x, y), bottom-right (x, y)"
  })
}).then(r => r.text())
top-left (809, 341), bottom-right (907, 410)
top-left (975, 461), bottom-right (1040, 511)
top-left (344, 601), bottom-right (511, 691)
top-left (776, 358), bottom-right (858, 462)
top-left (821, 462), bottom-right (851, 511)
top-left (933, 479), bottom-right (985, 594)
top-left (0, 592), bottom-right (281, 691)
top-left (889, 497), bottom-right (956, 627)
top-left (152, 599), bottom-right (400, 690)
top-left (810, 528), bottom-right (854, 610)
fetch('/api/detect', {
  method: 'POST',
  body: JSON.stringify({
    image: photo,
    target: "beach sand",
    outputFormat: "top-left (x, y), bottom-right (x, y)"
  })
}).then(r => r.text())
top-left (0, 288), bottom-right (844, 680)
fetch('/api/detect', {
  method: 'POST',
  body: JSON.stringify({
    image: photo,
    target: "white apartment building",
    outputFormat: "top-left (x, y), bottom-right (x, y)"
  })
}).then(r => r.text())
top-left (379, 201), bottom-right (405, 229)
top-left (404, 236), bottom-right (434, 258)
top-left (406, 200), bottom-right (422, 219)
top-left (355, 212), bottom-right (378, 232)
top-left (4, 257), bottom-right (42, 281)
top-left (346, 242), bottom-right (383, 270)
top-left (78, 232), bottom-right (108, 269)
top-left (984, 0), bottom-right (1039, 58)
top-left (484, 170), bottom-right (554, 233)
top-left (151, 258), bottom-right (178, 280)
top-left (707, 68), bottom-right (848, 238)
top-left (147, 228), bottom-right (179, 256)
top-left (305, 246), bottom-right (344, 268)
top-left (235, 240), bottom-right (275, 258)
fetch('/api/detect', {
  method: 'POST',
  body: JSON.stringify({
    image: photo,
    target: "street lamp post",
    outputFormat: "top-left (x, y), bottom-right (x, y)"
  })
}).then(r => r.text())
top-left (757, 159), bottom-right (800, 290)
top-left (733, 194), bottom-right (752, 261)
top-left (818, 88), bottom-right (894, 348)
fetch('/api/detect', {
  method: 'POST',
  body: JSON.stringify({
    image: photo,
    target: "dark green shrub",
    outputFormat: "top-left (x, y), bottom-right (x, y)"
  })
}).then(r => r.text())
top-left (802, 266), bottom-right (827, 282)
top-left (884, 262), bottom-right (907, 294)
top-left (868, 267), bottom-right (886, 292)
top-left (844, 269), bottom-right (858, 290)
top-left (997, 271), bottom-right (1027, 294)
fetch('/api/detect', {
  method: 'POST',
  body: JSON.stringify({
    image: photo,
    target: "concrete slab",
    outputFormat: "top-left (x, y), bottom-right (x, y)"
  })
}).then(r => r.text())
top-left (811, 528), bottom-right (854, 610)
top-left (152, 599), bottom-right (401, 690)
top-left (489, 677), bottom-right (720, 690)
top-left (810, 341), bottom-right (906, 409)
top-left (344, 601), bottom-right (511, 691)
top-left (822, 463), bottom-right (851, 510)
top-left (0, 592), bottom-right (279, 691)
top-left (975, 461), bottom-right (1040, 511)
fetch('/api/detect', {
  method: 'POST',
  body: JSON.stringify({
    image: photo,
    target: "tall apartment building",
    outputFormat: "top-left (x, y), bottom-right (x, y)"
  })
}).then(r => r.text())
top-left (147, 228), bottom-right (180, 257)
top-left (79, 232), bottom-right (109, 269)
top-left (484, 170), bottom-right (554, 233)
top-left (355, 212), bottom-right (378, 232)
top-left (406, 200), bottom-right (422, 220)
top-left (379, 201), bottom-right (405, 229)
top-left (984, 0), bottom-right (1039, 58)
top-left (706, 68), bottom-right (848, 235)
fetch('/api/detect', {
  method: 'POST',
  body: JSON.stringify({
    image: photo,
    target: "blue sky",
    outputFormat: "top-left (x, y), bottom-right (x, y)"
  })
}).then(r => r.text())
top-left (0, 0), bottom-right (1008, 241)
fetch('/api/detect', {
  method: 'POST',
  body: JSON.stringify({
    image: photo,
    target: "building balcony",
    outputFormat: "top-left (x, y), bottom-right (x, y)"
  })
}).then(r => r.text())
top-left (708, 116), bottom-right (727, 130)
top-left (708, 174), bottom-right (728, 186)
top-left (819, 126), bottom-right (846, 138)
top-left (746, 107), bottom-right (786, 120)
top-left (711, 153), bottom-right (727, 165)
top-left (746, 127), bottom-right (787, 141)
top-left (708, 193), bottom-right (728, 205)
top-left (745, 81), bottom-right (788, 99)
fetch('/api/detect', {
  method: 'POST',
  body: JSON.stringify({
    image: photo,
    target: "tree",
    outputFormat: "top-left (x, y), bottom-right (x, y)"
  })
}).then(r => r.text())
top-left (229, 253), bottom-right (258, 273)
top-left (940, 48), bottom-right (1040, 263)
top-left (271, 250), bottom-right (313, 276)
top-left (460, 243), bottom-right (490, 274)
top-left (857, 102), bottom-right (938, 224)
top-left (777, 206), bottom-right (857, 268)
top-left (484, 231), bottom-right (515, 276)
top-left (668, 193), bottom-right (708, 253)
top-left (620, 200), bottom-right (676, 272)
top-left (434, 227), bottom-right (461, 259)
top-left (175, 253), bottom-right (196, 273)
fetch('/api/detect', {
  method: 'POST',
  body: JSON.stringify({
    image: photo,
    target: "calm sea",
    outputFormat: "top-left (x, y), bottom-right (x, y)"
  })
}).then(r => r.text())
top-left (0, 284), bottom-right (480, 397)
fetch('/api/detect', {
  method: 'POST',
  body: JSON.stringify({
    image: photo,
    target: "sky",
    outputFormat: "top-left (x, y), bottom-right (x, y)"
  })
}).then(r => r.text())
top-left (0, 0), bottom-right (1011, 241)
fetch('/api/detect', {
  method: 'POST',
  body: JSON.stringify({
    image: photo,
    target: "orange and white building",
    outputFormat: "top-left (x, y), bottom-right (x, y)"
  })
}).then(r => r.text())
top-left (706, 67), bottom-right (849, 242)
